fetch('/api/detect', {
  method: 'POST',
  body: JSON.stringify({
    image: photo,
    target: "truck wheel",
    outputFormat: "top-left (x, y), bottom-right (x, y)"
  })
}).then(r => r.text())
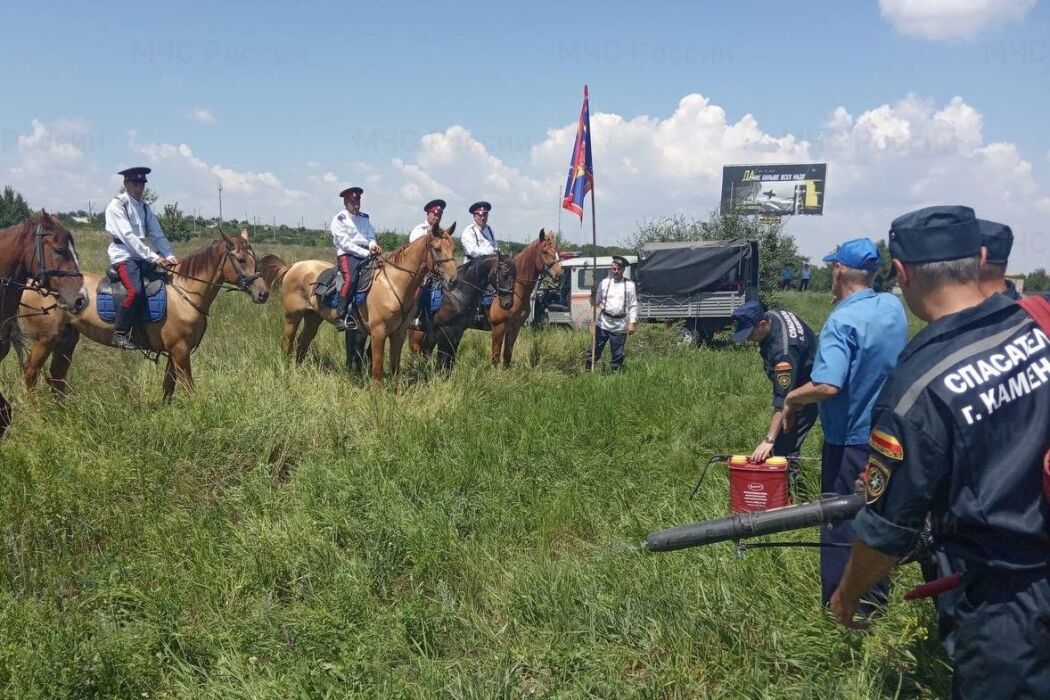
top-left (677, 325), bottom-right (700, 347)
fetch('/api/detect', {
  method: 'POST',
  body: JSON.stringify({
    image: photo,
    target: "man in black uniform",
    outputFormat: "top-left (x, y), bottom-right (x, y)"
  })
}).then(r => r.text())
top-left (977, 219), bottom-right (1020, 300)
top-left (732, 301), bottom-right (818, 491)
top-left (829, 205), bottom-right (1050, 699)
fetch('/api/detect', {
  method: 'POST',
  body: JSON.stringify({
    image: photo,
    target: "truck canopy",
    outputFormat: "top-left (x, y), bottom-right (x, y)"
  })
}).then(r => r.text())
top-left (636, 239), bottom-right (756, 297)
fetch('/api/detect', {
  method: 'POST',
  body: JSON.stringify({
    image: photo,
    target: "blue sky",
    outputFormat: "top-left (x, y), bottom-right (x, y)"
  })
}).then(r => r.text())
top-left (3, 0), bottom-right (1049, 268)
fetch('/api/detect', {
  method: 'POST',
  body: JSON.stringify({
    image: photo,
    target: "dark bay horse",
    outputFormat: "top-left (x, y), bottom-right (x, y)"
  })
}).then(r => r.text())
top-left (0, 212), bottom-right (87, 436)
top-left (274, 223), bottom-right (458, 381)
top-left (19, 230), bottom-right (269, 400)
top-left (485, 229), bottom-right (562, 367)
top-left (408, 252), bottom-right (517, 371)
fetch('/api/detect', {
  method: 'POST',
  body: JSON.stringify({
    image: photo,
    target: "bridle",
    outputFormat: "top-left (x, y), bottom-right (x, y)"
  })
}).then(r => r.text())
top-left (0, 224), bottom-right (84, 297)
top-left (166, 240), bottom-right (263, 316)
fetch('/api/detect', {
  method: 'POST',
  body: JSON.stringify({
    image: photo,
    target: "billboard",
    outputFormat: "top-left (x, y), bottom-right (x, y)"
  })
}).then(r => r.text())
top-left (720, 163), bottom-right (826, 216)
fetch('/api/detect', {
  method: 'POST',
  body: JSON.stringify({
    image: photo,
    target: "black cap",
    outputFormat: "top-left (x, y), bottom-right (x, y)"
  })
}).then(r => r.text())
top-left (469, 201), bottom-right (492, 214)
top-left (611, 255), bottom-right (629, 268)
top-left (118, 166), bottom-right (151, 183)
top-left (424, 199), bottom-right (446, 213)
top-left (339, 186), bottom-right (363, 198)
top-left (888, 205), bottom-right (981, 264)
top-left (978, 219), bottom-right (1013, 265)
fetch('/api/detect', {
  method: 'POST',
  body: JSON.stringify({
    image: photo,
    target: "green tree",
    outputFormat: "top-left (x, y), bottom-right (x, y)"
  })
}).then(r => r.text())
top-left (161, 202), bottom-right (192, 241)
top-left (0, 185), bottom-right (32, 228)
top-left (1026, 268), bottom-right (1050, 292)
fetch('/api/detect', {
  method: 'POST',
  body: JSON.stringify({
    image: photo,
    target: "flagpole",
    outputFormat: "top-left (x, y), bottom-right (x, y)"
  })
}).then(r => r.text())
top-left (587, 86), bottom-right (599, 373)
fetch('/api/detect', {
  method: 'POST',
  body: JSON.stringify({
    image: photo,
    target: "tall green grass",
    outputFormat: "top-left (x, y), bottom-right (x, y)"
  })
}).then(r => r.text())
top-left (0, 229), bottom-right (947, 697)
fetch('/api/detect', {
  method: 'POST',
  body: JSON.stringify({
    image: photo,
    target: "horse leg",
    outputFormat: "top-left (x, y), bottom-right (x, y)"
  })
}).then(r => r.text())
top-left (490, 321), bottom-right (506, 367)
top-left (388, 329), bottom-right (407, 376)
top-left (295, 314), bottom-right (322, 364)
top-left (45, 327), bottom-right (80, 395)
top-left (163, 344), bottom-right (194, 401)
top-left (502, 321), bottom-right (523, 368)
top-left (437, 327), bottom-right (464, 373)
top-left (0, 391), bottom-right (10, 439)
top-left (22, 339), bottom-right (53, 390)
top-left (408, 329), bottom-right (423, 355)
top-left (369, 330), bottom-right (386, 382)
top-left (344, 328), bottom-right (366, 373)
top-left (282, 311), bottom-right (303, 357)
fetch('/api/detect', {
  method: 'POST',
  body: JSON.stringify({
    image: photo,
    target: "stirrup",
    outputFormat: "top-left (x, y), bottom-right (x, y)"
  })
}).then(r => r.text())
top-left (112, 330), bottom-right (139, 350)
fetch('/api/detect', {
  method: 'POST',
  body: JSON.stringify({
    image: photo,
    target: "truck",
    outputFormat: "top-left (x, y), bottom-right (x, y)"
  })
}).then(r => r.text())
top-left (542, 239), bottom-right (759, 344)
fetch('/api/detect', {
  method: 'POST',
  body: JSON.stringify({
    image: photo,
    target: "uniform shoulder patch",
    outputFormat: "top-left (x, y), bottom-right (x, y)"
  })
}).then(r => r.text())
top-left (337, 213), bottom-right (346, 221)
top-left (774, 361), bottom-right (792, 371)
top-left (864, 457), bottom-right (891, 504)
top-left (870, 429), bottom-right (904, 461)
top-left (774, 362), bottom-right (793, 389)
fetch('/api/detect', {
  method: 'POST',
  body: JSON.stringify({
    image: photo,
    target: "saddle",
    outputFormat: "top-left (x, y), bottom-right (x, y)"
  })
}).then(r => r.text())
top-left (314, 259), bottom-right (376, 308)
top-left (96, 265), bottom-right (168, 323)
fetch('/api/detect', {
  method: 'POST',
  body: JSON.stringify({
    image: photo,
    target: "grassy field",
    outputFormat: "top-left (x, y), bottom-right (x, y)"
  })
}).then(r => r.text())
top-left (0, 227), bottom-right (947, 698)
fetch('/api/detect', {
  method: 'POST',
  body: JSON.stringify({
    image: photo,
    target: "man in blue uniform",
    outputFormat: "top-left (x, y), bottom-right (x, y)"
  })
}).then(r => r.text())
top-left (783, 237), bottom-right (909, 611)
top-left (977, 219), bottom-right (1020, 300)
top-left (732, 301), bottom-right (818, 492)
top-left (830, 205), bottom-right (1050, 698)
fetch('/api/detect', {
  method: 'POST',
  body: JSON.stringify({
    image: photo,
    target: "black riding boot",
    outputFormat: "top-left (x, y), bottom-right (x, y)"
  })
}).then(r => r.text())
top-left (335, 294), bottom-right (352, 332)
top-left (112, 305), bottom-right (139, 350)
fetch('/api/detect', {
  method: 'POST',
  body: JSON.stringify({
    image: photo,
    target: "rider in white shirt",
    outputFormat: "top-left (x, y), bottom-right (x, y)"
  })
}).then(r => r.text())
top-left (461, 201), bottom-right (498, 263)
top-left (104, 166), bottom-right (179, 349)
top-left (330, 186), bottom-right (380, 330)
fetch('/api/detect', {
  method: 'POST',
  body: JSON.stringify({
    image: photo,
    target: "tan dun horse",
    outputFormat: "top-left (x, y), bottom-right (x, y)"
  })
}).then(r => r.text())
top-left (269, 223), bottom-right (458, 380)
top-left (0, 212), bottom-right (88, 436)
top-left (486, 228), bottom-right (562, 367)
top-left (19, 230), bottom-right (269, 400)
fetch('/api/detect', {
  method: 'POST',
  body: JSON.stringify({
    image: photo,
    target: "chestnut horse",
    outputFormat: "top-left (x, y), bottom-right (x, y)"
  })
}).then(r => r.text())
top-left (485, 229), bottom-right (562, 367)
top-left (271, 223), bottom-right (458, 381)
top-left (407, 252), bottom-right (517, 372)
top-left (0, 212), bottom-right (88, 436)
top-left (19, 230), bottom-right (269, 400)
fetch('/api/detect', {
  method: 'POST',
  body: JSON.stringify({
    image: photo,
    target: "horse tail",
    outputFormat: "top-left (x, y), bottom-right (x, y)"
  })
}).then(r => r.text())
top-left (258, 254), bottom-right (290, 289)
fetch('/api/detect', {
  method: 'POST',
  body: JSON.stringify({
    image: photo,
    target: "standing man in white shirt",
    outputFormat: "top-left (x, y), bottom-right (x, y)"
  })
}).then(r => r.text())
top-left (330, 186), bottom-right (380, 331)
top-left (586, 255), bottom-right (638, 371)
top-left (461, 201), bottom-right (499, 263)
top-left (104, 166), bottom-right (179, 349)
top-left (409, 199), bottom-right (445, 242)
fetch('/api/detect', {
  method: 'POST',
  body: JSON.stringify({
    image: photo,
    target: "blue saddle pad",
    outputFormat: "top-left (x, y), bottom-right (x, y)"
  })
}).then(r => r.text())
top-left (481, 293), bottom-right (494, 309)
top-left (429, 287), bottom-right (444, 313)
top-left (321, 290), bottom-right (367, 308)
top-left (97, 285), bottom-right (167, 324)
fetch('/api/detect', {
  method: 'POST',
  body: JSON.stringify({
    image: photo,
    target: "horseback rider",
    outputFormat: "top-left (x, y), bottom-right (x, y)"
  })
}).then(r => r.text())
top-left (104, 167), bottom-right (179, 350)
top-left (331, 186), bottom-right (381, 331)
top-left (461, 201), bottom-right (499, 264)
top-left (409, 198), bottom-right (445, 242)
top-left (410, 199), bottom-right (446, 329)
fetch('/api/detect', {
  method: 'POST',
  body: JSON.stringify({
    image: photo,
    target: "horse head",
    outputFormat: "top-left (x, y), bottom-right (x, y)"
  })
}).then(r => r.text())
top-left (25, 212), bottom-right (88, 314)
top-left (536, 228), bottom-right (563, 281)
top-left (493, 252), bottom-right (517, 310)
top-left (219, 229), bottom-right (270, 304)
top-left (428, 221), bottom-right (458, 288)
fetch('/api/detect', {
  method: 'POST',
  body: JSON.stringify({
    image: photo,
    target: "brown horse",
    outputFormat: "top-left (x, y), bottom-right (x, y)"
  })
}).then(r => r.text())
top-left (271, 223), bottom-right (458, 380)
top-left (19, 230), bottom-right (269, 400)
top-left (0, 212), bottom-right (88, 436)
top-left (485, 229), bottom-right (562, 367)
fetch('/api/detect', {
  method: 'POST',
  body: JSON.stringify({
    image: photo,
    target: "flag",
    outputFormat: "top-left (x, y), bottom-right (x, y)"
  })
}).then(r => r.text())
top-left (561, 85), bottom-right (593, 220)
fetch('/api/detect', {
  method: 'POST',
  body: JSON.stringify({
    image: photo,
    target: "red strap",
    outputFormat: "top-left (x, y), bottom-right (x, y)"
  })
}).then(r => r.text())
top-left (1019, 295), bottom-right (1050, 335)
top-left (904, 572), bottom-right (964, 601)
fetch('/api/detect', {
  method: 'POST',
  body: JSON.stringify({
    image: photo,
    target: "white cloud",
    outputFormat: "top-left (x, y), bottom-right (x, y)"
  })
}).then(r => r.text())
top-left (879, 0), bottom-right (1036, 41)
top-left (187, 107), bottom-right (216, 124)
top-left (2, 118), bottom-right (109, 211)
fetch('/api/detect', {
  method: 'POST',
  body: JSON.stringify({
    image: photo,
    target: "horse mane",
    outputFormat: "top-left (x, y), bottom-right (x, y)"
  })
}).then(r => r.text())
top-left (257, 253), bottom-right (288, 288)
top-left (177, 239), bottom-right (225, 280)
top-left (0, 211), bottom-right (66, 241)
top-left (514, 237), bottom-right (545, 278)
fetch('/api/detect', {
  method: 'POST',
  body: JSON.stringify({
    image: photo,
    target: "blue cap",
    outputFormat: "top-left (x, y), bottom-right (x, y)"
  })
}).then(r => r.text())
top-left (731, 300), bottom-right (766, 343)
top-left (822, 238), bottom-right (880, 271)
top-left (978, 219), bottom-right (1013, 264)
top-left (889, 205), bottom-right (980, 264)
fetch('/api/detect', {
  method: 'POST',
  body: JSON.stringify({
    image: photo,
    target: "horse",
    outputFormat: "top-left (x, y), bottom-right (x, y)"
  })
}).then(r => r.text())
top-left (271, 222), bottom-right (458, 381)
top-left (485, 229), bottom-right (563, 367)
top-left (407, 253), bottom-right (517, 372)
top-left (0, 212), bottom-right (88, 436)
top-left (18, 230), bottom-right (269, 400)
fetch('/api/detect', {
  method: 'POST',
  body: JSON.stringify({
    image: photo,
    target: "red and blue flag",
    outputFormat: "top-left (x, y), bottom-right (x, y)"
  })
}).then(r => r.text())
top-left (561, 85), bottom-right (593, 220)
